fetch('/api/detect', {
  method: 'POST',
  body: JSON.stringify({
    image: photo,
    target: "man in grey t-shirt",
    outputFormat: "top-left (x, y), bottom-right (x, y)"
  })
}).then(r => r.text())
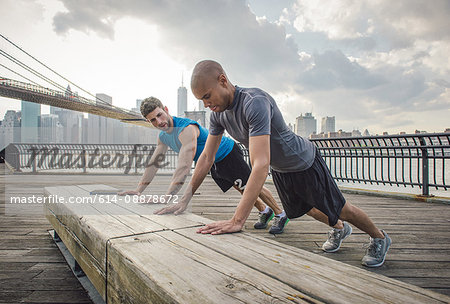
top-left (164, 60), bottom-right (391, 268)
top-left (209, 86), bottom-right (316, 173)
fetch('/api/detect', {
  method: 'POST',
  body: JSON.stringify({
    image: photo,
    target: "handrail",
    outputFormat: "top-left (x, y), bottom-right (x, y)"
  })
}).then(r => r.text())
top-left (4, 143), bottom-right (180, 174)
top-left (310, 133), bottom-right (449, 196)
top-left (4, 133), bottom-right (449, 196)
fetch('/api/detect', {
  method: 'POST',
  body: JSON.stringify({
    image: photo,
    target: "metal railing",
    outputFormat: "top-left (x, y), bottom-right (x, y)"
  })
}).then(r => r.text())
top-left (310, 133), bottom-right (449, 196)
top-left (4, 143), bottom-right (180, 174)
top-left (4, 133), bottom-right (449, 196)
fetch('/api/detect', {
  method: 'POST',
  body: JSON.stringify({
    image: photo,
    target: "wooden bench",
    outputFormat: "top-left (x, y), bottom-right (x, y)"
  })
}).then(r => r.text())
top-left (44, 184), bottom-right (450, 303)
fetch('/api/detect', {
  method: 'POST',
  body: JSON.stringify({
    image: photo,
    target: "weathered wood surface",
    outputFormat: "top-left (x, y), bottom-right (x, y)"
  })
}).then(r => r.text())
top-left (2, 168), bottom-right (450, 302)
top-left (43, 183), bottom-right (450, 303)
top-left (0, 165), bottom-right (93, 304)
top-left (44, 184), bottom-right (209, 300)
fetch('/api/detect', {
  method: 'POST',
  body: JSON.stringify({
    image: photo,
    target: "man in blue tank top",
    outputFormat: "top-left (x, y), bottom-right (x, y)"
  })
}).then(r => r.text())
top-left (119, 96), bottom-right (288, 234)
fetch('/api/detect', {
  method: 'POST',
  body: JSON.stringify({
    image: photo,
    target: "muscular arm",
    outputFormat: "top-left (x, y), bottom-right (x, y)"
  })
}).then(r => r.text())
top-left (118, 138), bottom-right (168, 195)
top-left (154, 133), bottom-right (222, 215)
top-left (197, 134), bottom-right (270, 234)
top-left (164, 125), bottom-right (199, 196)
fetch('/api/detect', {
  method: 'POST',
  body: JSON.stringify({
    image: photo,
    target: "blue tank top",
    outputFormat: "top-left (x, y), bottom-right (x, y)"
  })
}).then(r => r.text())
top-left (159, 116), bottom-right (234, 162)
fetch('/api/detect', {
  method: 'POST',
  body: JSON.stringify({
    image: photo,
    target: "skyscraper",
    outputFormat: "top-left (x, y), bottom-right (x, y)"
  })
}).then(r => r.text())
top-left (296, 113), bottom-right (317, 138)
top-left (0, 110), bottom-right (20, 149)
top-left (40, 114), bottom-right (63, 143)
top-left (21, 100), bottom-right (41, 143)
top-left (177, 76), bottom-right (187, 117)
top-left (185, 110), bottom-right (206, 127)
top-left (132, 99), bottom-right (143, 113)
top-left (321, 116), bottom-right (335, 134)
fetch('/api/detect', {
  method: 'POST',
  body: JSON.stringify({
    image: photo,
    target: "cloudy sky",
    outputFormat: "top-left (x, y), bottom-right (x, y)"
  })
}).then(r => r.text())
top-left (1, 0), bottom-right (449, 134)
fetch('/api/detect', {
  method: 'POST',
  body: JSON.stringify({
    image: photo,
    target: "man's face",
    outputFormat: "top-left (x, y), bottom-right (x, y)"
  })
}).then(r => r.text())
top-left (193, 75), bottom-right (231, 113)
top-left (145, 106), bottom-right (172, 131)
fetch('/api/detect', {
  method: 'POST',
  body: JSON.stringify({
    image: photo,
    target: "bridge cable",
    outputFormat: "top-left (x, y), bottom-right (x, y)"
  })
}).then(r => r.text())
top-left (0, 33), bottom-right (112, 106)
top-left (0, 63), bottom-right (42, 86)
top-left (0, 50), bottom-right (68, 92)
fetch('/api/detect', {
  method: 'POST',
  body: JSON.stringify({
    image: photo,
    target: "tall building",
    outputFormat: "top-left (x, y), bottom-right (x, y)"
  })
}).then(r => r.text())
top-left (198, 100), bottom-right (205, 111)
top-left (185, 111), bottom-right (206, 127)
top-left (321, 116), bottom-right (335, 134)
top-left (40, 114), bottom-right (64, 143)
top-left (88, 93), bottom-right (115, 144)
top-left (21, 100), bottom-right (41, 143)
top-left (296, 113), bottom-right (317, 138)
top-left (132, 99), bottom-right (143, 114)
top-left (177, 77), bottom-right (187, 117)
top-left (0, 110), bottom-right (21, 149)
top-left (352, 129), bottom-right (362, 137)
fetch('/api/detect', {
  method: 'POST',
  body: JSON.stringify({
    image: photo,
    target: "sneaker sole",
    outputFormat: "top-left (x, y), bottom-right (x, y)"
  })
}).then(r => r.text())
top-left (254, 213), bottom-right (275, 229)
top-left (362, 236), bottom-right (392, 268)
top-left (322, 224), bottom-right (353, 253)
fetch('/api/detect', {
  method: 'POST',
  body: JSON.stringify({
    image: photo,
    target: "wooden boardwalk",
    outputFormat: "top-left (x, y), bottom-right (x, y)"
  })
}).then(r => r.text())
top-left (1, 165), bottom-right (449, 302)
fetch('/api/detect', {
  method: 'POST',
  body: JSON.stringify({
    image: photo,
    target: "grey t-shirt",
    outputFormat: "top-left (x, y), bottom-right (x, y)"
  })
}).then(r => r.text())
top-left (209, 86), bottom-right (316, 172)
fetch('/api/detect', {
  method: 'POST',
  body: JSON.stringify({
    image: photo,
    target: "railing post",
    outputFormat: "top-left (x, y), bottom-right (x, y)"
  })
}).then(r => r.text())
top-left (419, 137), bottom-right (429, 196)
top-left (32, 150), bottom-right (37, 173)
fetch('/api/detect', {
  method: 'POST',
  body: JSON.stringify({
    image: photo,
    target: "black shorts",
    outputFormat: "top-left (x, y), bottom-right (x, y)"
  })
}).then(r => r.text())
top-left (211, 143), bottom-right (251, 192)
top-left (271, 148), bottom-right (346, 226)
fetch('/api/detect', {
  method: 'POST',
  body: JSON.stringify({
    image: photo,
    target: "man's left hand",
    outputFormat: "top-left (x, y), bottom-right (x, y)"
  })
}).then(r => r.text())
top-left (196, 219), bottom-right (243, 235)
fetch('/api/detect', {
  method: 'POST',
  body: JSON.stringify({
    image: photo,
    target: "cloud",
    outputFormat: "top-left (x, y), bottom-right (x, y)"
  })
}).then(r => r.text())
top-left (298, 50), bottom-right (386, 90)
top-left (291, 0), bottom-right (450, 50)
top-left (53, 4), bottom-right (116, 39)
top-left (50, 0), bottom-right (450, 133)
top-left (52, 0), bottom-right (301, 93)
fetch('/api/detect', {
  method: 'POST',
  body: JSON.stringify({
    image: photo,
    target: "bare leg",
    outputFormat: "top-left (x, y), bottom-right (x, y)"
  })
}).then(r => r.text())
top-left (339, 202), bottom-right (384, 238)
top-left (253, 198), bottom-right (266, 212)
top-left (232, 185), bottom-right (265, 212)
top-left (307, 204), bottom-right (384, 238)
top-left (258, 186), bottom-right (283, 215)
top-left (307, 208), bottom-right (344, 229)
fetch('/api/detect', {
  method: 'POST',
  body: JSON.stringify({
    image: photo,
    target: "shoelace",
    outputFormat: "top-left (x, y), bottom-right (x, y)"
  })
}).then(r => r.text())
top-left (258, 212), bottom-right (269, 222)
top-left (363, 238), bottom-right (383, 258)
top-left (328, 229), bottom-right (342, 242)
top-left (272, 216), bottom-right (281, 226)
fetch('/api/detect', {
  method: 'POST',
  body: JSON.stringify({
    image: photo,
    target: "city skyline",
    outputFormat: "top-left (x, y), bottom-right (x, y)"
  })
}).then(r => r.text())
top-left (1, 0), bottom-right (449, 135)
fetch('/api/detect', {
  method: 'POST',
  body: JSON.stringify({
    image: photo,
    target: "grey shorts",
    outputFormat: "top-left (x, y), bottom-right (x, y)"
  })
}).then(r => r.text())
top-left (271, 148), bottom-right (346, 226)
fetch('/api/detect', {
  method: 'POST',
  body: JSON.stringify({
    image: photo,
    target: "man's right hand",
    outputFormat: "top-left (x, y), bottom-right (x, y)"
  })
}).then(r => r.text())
top-left (117, 190), bottom-right (141, 196)
top-left (154, 201), bottom-right (188, 215)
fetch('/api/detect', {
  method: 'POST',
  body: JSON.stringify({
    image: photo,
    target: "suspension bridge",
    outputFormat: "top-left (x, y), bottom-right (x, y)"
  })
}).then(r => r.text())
top-left (0, 33), bottom-right (151, 128)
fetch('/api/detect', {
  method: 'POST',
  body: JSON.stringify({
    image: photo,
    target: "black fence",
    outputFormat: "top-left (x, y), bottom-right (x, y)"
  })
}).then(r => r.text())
top-left (3, 143), bottom-right (179, 174)
top-left (310, 133), bottom-right (449, 196)
top-left (3, 133), bottom-right (449, 196)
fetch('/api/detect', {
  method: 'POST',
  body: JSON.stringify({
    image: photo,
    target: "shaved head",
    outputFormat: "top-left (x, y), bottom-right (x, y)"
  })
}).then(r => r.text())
top-left (191, 60), bottom-right (226, 90)
top-left (190, 60), bottom-right (235, 112)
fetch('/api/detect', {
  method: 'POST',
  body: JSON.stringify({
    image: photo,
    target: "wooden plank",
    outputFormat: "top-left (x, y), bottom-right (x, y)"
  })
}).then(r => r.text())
top-left (44, 186), bottom-right (165, 268)
top-left (107, 231), bottom-right (319, 304)
top-left (175, 227), bottom-right (450, 304)
top-left (3, 170), bottom-right (449, 302)
top-left (43, 184), bottom-right (213, 301)
top-left (44, 185), bottom-right (209, 269)
top-left (45, 206), bottom-right (107, 299)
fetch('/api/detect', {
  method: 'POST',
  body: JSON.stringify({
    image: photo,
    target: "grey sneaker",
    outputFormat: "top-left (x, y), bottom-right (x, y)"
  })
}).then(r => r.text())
top-left (269, 214), bottom-right (289, 234)
top-left (322, 221), bottom-right (352, 252)
top-left (362, 230), bottom-right (392, 268)
top-left (254, 208), bottom-right (274, 229)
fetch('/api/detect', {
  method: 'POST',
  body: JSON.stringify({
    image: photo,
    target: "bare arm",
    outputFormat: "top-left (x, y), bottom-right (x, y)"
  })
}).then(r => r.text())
top-left (197, 135), bottom-right (270, 234)
top-left (154, 133), bottom-right (222, 215)
top-left (118, 138), bottom-right (168, 195)
top-left (164, 125), bottom-right (199, 196)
